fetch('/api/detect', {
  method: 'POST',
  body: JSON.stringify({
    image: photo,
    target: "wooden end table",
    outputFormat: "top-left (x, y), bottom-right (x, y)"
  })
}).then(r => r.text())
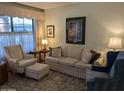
top-left (29, 50), bottom-right (49, 63)
top-left (41, 49), bottom-right (50, 63)
top-left (29, 51), bottom-right (42, 63)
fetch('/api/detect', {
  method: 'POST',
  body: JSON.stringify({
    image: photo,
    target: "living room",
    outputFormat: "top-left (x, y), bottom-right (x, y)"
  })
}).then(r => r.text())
top-left (0, 1), bottom-right (124, 91)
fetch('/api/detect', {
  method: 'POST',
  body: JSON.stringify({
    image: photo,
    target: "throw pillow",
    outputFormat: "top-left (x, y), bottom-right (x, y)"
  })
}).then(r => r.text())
top-left (49, 46), bottom-right (61, 56)
top-left (89, 50), bottom-right (101, 64)
top-left (52, 48), bottom-right (62, 58)
top-left (94, 57), bottom-right (104, 65)
top-left (49, 47), bottom-right (62, 58)
top-left (81, 51), bottom-right (93, 64)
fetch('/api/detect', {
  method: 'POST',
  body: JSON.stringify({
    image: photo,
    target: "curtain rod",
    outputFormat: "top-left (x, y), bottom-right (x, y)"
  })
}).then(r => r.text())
top-left (0, 2), bottom-right (44, 13)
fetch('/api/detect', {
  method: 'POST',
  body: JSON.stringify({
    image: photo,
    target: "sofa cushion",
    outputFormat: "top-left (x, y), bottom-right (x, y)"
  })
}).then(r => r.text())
top-left (18, 58), bottom-right (37, 67)
top-left (59, 58), bottom-right (79, 67)
top-left (45, 57), bottom-right (62, 63)
top-left (75, 61), bottom-right (92, 70)
top-left (86, 70), bottom-right (109, 82)
top-left (81, 51), bottom-right (92, 64)
top-left (67, 46), bottom-right (83, 59)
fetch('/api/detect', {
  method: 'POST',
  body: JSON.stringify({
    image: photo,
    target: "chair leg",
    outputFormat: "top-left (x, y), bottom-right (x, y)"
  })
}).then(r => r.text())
top-left (10, 70), bottom-right (15, 75)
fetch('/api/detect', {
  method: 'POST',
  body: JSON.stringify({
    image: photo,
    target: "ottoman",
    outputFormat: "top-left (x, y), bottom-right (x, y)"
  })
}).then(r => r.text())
top-left (25, 63), bottom-right (49, 80)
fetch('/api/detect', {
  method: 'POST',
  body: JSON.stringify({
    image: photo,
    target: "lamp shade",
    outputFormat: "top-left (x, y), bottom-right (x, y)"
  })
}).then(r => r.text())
top-left (108, 37), bottom-right (122, 50)
top-left (42, 39), bottom-right (48, 45)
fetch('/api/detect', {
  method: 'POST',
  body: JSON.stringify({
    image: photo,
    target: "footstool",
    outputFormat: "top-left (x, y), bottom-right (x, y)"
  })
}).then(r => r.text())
top-left (25, 63), bottom-right (49, 80)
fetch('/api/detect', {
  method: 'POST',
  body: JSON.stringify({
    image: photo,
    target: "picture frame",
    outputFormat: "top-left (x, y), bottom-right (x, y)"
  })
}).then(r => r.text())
top-left (66, 17), bottom-right (86, 44)
top-left (47, 25), bottom-right (55, 38)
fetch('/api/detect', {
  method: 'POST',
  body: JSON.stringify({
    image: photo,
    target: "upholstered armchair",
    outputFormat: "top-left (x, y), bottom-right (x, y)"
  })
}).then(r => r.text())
top-left (87, 59), bottom-right (124, 91)
top-left (4, 45), bottom-right (37, 74)
top-left (86, 51), bottom-right (124, 90)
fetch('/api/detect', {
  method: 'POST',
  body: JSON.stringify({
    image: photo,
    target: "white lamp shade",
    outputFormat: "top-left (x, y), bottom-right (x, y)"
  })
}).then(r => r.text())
top-left (42, 39), bottom-right (48, 45)
top-left (108, 37), bottom-right (122, 49)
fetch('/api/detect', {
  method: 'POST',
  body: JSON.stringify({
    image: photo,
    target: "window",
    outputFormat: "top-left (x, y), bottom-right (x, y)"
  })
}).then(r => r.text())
top-left (24, 18), bottom-right (33, 32)
top-left (12, 17), bottom-right (33, 32)
top-left (13, 17), bottom-right (24, 32)
top-left (0, 16), bottom-right (33, 32)
top-left (0, 16), bottom-right (11, 32)
top-left (0, 15), bottom-right (35, 59)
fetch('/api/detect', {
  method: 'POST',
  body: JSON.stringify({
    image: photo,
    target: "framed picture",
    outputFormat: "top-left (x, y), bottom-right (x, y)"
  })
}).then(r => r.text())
top-left (47, 25), bottom-right (55, 38)
top-left (66, 17), bottom-right (86, 44)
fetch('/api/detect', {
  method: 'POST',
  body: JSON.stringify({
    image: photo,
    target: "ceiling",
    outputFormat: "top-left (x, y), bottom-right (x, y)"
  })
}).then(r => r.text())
top-left (18, 2), bottom-right (77, 10)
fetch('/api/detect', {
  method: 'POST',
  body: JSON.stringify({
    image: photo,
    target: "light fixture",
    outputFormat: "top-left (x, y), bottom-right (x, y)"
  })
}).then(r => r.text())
top-left (108, 37), bottom-right (122, 50)
top-left (42, 38), bottom-right (48, 50)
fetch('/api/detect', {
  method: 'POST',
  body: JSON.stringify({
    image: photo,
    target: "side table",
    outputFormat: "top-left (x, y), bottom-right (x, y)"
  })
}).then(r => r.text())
top-left (29, 51), bottom-right (42, 63)
top-left (0, 61), bottom-right (8, 85)
top-left (41, 49), bottom-right (50, 63)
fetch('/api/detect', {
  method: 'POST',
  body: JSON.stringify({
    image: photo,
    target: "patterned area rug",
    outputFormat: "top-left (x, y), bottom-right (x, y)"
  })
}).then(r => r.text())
top-left (0, 70), bottom-right (85, 91)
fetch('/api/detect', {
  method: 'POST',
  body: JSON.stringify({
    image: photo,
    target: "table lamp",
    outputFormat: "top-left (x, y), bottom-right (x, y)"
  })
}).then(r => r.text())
top-left (108, 37), bottom-right (122, 51)
top-left (42, 38), bottom-right (48, 50)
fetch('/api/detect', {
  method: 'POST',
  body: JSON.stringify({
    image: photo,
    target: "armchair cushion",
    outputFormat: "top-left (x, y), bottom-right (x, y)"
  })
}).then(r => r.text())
top-left (18, 58), bottom-right (37, 67)
top-left (8, 58), bottom-right (20, 64)
top-left (7, 45), bottom-right (24, 59)
top-left (24, 54), bottom-right (34, 59)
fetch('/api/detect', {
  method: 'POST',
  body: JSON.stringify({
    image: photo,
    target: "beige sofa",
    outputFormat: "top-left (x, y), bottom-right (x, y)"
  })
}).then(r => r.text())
top-left (45, 46), bottom-right (92, 79)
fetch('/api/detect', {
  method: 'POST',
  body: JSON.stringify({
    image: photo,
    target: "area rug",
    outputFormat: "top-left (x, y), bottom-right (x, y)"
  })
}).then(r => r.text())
top-left (0, 70), bottom-right (85, 91)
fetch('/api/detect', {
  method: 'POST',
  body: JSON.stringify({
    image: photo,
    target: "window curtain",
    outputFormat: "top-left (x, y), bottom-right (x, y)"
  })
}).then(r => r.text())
top-left (0, 33), bottom-right (34, 58)
top-left (35, 19), bottom-right (44, 51)
top-left (0, 3), bottom-right (44, 58)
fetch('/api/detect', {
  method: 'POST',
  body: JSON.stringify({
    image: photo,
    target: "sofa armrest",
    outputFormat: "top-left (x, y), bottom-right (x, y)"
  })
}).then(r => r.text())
top-left (92, 65), bottom-right (108, 73)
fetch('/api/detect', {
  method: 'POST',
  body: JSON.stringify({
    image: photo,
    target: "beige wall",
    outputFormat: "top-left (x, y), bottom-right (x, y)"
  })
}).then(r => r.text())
top-left (45, 3), bottom-right (124, 50)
